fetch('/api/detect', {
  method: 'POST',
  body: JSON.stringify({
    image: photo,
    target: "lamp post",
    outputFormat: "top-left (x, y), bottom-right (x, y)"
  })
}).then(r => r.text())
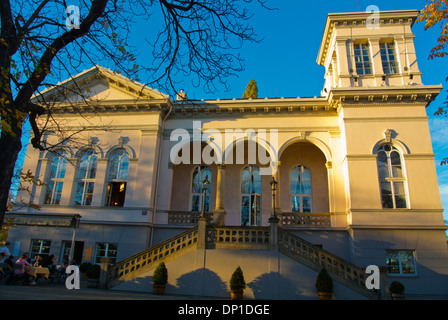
top-left (201, 175), bottom-right (210, 218)
top-left (270, 177), bottom-right (278, 220)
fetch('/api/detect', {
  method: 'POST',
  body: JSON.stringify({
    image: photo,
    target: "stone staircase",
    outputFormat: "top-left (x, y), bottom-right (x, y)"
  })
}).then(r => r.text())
top-left (104, 218), bottom-right (387, 299)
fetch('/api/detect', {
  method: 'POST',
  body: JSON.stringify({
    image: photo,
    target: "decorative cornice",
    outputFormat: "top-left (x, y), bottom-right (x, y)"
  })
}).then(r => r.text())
top-left (317, 10), bottom-right (420, 66)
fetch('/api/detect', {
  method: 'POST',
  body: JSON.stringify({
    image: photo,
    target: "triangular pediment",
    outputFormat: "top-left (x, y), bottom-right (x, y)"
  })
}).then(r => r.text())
top-left (32, 65), bottom-right (168, 104)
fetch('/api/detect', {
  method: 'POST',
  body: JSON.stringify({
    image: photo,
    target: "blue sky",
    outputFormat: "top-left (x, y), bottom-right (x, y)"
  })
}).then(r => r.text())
top-left (12, 0), bottom-right (448, 222)
top-left (147, 0), bottom-right (448, 221)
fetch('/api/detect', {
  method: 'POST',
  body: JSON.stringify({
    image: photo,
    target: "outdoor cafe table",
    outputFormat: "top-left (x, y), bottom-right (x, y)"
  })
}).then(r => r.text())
top-left (25, 266), bottom-right (50, 278)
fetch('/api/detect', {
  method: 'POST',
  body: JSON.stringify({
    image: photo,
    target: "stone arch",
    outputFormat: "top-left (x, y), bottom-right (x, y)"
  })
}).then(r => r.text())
top-left (279, 136), bottom-right (332, 163)
top-left (169, 135), bottom-right (222, 165)
top-left (278, 140), bottom-right (329, 213)
top-left (372, 139), bottom-right (410, 155)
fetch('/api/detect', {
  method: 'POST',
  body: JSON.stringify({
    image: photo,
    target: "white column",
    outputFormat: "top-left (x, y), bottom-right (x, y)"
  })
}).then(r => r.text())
top-left (213, 163), bottom-right (226, 225)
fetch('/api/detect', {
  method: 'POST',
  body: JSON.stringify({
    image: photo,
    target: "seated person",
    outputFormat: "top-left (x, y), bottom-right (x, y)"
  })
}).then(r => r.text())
top-left (32, 254), bottom-right (42, 267)
top-left (1, 256), bottom-right (14, 284)
top-left (41, 254), bottom-right (57, 274)
top-left (14, 253), bottom-right (32, 284)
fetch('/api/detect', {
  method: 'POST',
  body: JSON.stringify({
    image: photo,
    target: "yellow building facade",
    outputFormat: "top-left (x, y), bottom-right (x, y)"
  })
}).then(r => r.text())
top-left (7, 10), bottom-right (448, 299)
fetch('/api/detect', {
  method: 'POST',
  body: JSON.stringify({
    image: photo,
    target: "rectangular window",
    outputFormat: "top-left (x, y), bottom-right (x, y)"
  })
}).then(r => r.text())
top-left (94, 242), bottom-right (118, 264)
top-left (380, 43), bottom-right (398, 74)
top-left (386, 250), bottom-right (417, 275)
top-left (354, 43), bottom-right (372, 75)
top-left (74, 181), bottom-right (95, 206)
top-left (30, 239), bottom-right (51, 260)
top-left (44, 181), bottom-right (64, 205)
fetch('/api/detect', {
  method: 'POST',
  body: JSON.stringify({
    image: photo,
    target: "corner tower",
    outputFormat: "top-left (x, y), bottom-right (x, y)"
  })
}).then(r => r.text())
top-left (317, 10), bottom-right (423, 94)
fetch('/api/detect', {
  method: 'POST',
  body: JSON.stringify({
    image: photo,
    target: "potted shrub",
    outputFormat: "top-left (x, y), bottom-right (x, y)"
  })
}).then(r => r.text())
top-left (229, 266), bottom-right (246, 300)
top-left (79, 262), bottom-right (92, 281)
top-left (389, 281), bottom-right (405, 300)
top-left (86, 264), bottom-right (100, 288)
top-left (315, 267), bottom-right (333, 300)
top-left (152, 262), bottom-right (168, 295)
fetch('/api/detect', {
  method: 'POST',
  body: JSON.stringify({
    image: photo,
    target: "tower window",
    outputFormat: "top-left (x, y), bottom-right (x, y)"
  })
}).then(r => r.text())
top-left (354, 43), bottom-right (372, 75)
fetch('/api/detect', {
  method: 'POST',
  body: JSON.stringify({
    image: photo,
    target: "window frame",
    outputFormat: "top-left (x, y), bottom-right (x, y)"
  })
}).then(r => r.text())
top-left (354, 43), bottom-right (372, 75)
top-left (376, 144), bottom-right (408, 209)
top-left (240, 165), bottom-right (262, 226)
top-left (73, 149), bottom-right (98, 206)
top-left (43, 153), bottom-right (68, 205)
top-left (105, 149), bottom-right (130, 207)
top-left (190, 165), bottom-right (212, 212)
top-left (290, 165), bottom-right (313, 213)
top-left (30, 239), bottom-right (52, 260)
top-left (94, 242), bottom-right (118, 264)
top-left (386, 249), bottom-right (418, 276)
top-left (380, 42), bottom-right (398, 75)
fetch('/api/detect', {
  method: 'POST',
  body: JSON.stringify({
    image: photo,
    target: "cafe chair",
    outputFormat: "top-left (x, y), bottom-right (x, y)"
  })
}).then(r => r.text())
top-left (12, 263), bottom-right (28, 285)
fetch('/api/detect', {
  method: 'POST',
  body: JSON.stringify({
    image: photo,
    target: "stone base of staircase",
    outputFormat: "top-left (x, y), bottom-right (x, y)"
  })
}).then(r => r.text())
top-left (111, 248), bottom-right (369, 300)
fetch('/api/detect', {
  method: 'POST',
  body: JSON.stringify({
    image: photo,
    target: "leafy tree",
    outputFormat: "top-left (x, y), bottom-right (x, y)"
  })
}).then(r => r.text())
top-left (417, 1), bottom-right (448, 164)
top-left (242, 80), bottom-right (258, 99)
top-left (0, 0), bottom-right (270, 228)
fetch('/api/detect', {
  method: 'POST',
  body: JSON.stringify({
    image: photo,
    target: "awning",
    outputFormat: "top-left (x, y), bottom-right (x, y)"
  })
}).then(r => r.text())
top-left (6, 213), bottom-right (81, 228)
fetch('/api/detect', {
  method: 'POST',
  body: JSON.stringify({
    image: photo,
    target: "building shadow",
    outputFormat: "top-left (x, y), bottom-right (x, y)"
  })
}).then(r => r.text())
top-left (175, 268), bottom-right (229, 298)
top-left (248, 271), bottom-right (307, 300)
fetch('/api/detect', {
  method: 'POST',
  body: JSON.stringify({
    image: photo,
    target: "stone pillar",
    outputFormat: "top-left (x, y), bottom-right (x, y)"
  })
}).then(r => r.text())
top-left (269, 217), bottom-right (279, 250)
top-left (369, 38), bottom-right (384, 86)
top-left (197, 217), bottom-right (209, 249)
top-left (99, 257), bottom-right (114, 290)
top-left (212, 163), bottom-right (226, 225)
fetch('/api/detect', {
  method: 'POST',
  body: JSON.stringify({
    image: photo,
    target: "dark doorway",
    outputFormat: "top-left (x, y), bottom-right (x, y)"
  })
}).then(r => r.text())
top-left (61, 241), bottom-right (85, 264)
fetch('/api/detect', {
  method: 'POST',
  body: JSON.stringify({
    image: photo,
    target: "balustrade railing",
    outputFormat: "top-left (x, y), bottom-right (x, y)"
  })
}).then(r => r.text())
top-left (168, 211), bottom-right (213, 225)
top-left (108, 226), bottom-right (199, 288)
top-left (280, 212), bottom-right (331, 227)
top-left (277, 228), bottom-right (379, 299)
top-left (105, 217), bottom-right (383, 298)
top-left (206, 226), bottom-right (270, 250)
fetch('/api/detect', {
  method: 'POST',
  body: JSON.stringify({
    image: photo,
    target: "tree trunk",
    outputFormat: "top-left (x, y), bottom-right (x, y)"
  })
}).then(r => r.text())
top-left (0, 127), bottom-right (23, 229)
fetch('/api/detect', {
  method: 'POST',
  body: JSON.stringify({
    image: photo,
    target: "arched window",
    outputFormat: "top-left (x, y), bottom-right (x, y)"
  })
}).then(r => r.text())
top-left (74, 149), bottom-right (98, 206)
top-left (105, 149), bottom-right (130, 207)
top-left (43, 153), bottom-right (68, 205)
top-left (377, 144), bottom-right (407, 209)
top-left (290, 165), bottom-right (312, 213)
top-left (241, 165), bottom-right (261, 226)
top-left (191, 166), bottom-right (212, 212)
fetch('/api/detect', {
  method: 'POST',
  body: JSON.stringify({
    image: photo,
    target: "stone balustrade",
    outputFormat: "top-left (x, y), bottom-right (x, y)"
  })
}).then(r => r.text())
top-left (107, 226), bottom-right (199, 288)
top-left (279, 212), bottom-right (331, 227)
top-left (104, 217), bottom-right (387, 299)
top-left (277, 228), bottom-right (386, 299)
top-left (205, 225), bottom-right (270, 250)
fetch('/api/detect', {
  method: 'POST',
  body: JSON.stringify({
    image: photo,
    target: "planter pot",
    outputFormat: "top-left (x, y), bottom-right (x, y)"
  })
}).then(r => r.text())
top-left (231, 290), bottom-right (244, 300)
top-left (318, 292), bottom-right (333, 300)
top-left (391, 293), bottom-right (405, 300)
top-left (153, 284), bottom-right (166, 295)
top-left (87, 278), bottom-right (98, 288)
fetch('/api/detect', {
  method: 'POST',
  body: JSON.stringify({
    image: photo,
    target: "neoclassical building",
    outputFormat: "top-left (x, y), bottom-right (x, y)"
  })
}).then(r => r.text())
top-left (7, 10), bottom-right (448, 299)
